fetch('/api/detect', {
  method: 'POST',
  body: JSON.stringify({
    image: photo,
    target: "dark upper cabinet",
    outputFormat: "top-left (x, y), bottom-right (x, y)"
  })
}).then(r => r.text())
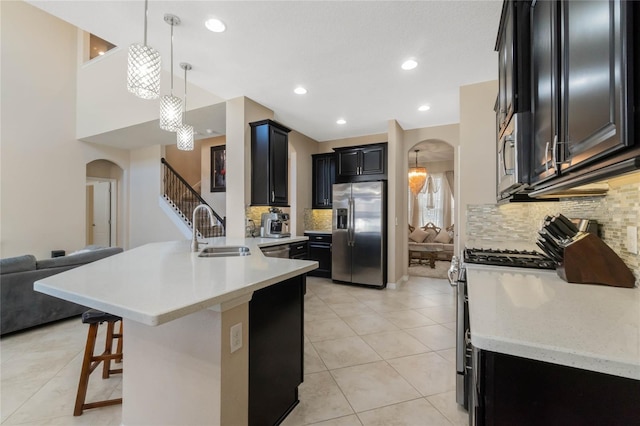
top-left (335, 143), bottom-right (387, 183)
top-left (250, 119), bottom-right (290, 206)
top-left (312, 153), bottom-right (336, 209)
top-left (529, 0), bottom-right (637, 188)
top-left (496, 0), bottom-right (531, 137)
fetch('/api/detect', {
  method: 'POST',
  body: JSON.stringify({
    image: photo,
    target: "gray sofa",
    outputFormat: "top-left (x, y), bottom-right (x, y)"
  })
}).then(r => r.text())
top-left (0, 247), bottom-right (123, 335)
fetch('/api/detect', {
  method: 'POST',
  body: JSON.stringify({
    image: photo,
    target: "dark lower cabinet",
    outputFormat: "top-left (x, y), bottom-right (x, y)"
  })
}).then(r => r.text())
top-left (472, 348), bottom-right (640, 426)
top-left (249, 275), bottom-right (304, 426)
top-left (305, 233), bottom-right (332, 278)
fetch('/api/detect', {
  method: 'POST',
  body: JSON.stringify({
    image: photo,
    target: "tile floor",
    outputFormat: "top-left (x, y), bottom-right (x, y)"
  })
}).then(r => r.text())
top-left (0, 275), bottom-right (468, 425)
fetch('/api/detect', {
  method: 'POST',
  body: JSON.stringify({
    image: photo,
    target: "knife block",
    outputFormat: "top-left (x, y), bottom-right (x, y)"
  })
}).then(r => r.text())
top-left (556, 233), bottom-right (635, 288)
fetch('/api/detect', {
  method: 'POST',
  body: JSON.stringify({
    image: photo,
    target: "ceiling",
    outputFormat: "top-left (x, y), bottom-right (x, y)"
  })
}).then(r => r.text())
top-left (27, 1), bottom-right (501, 144)
top-left (410, 140), bottom-right (455, 164)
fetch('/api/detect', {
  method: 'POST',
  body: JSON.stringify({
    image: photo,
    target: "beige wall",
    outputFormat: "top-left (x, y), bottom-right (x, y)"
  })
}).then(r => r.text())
top-left (458, 80), bottom-right (498, 248)
top-left (165, 140), bottom-right (203, 187)
top-left (288, 130), bottom-right (319, 235)
top-left (317, 133), bottom-right (388, 153)
top-left (1, 1), bottom-right (84, 258)
top-left (387, 121), bottom-right (405, 285)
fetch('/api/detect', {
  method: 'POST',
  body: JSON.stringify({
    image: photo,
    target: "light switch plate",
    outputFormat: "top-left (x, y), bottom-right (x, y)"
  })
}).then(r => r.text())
top-left (627, 226), bottom-right (638, 255)
top-left (230, 322), bottom-right (242, 353)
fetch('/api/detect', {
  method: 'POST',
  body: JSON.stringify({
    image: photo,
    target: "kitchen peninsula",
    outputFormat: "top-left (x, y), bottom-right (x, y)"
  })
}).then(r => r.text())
top-left (34, 237), bottom-right (317, 426)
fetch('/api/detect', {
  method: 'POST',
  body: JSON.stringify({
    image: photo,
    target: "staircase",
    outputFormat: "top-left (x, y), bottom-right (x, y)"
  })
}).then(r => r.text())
top-left (161, 158), bottom-right (225, 238)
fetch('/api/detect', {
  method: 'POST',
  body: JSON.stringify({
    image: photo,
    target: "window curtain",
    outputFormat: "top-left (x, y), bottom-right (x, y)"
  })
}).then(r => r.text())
top-left (408, 171), bottom-right (454, 229)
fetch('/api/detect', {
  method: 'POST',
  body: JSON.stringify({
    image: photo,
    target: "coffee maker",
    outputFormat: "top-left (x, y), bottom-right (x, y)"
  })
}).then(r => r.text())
top-left (260, 208), bottom-right (291, 238)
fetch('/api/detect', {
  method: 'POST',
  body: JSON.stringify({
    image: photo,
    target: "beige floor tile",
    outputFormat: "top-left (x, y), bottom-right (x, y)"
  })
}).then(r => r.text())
top-left (360, 299), bottom-right (410, 313)
top-left (305, 302), bottom-right (341, 322)
top-left (327, 301), bottom-right (376, 318)
top-left (305, 318), bottom-right (355, 342)
top-left (309, 414), bottom-right (363, 426)
top-left (423, 292), bottom-right (456, 307)
top-left (388, 353), bottom-right (456, 397)
top-left (427, 391), bottom-right (470, 426)
top-left (281, 371), bottom-right (354, 425)
top-left (2, 404), bottom-right (122, 425)
top-left (305, 342), bottom-right (328, 373)
top-left (416, 306), bottom-right (456, 324)
top-left (341, 314), bottom-right (399, 336)
top-left (405, 324), bottom-right (455, 351)
top-left (312, 337), bottom-right (381, 369)
top-left (331, 361), bottom-right (420, 413)
top-left (360, 330), bottom-right (430, 360)
top-left (436, 348), bottom-right (456, 364)
top-left (441, 321), bottom-right (457, 331)
top-left (357, 398), bottom-right (453, 426)
top-left (380, 310), bottom-right (436, 329)
top-left (1, 377), bottom-right (50, 423)
top-left (317, 293), bottom-right (361, 305)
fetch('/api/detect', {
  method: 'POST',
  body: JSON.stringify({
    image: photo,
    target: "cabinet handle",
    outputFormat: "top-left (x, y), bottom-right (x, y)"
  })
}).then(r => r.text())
top-left (544, 141), bottom-right (551, 172)
top-left (552, 135), bottom-right (558, 167)
top-left (271, 191), bottom-right (275, 202)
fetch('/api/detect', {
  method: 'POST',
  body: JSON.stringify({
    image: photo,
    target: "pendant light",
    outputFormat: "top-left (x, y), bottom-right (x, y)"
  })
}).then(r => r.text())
top-left (159, 14), bottom-right (183, 132)
top-left (408, 149), bottom-right (427, 195)
top-left (127, 0), bottom-right (161, 99)
top-left (177, 63), bottom-right (194, 151)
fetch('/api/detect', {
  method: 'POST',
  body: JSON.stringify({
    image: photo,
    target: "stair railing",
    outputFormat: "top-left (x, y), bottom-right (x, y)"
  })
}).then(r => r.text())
top-left (161, 158), bottom-right (225, 237)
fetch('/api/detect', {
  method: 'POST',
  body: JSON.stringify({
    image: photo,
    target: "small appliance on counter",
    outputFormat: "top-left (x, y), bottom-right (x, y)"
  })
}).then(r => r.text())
top-left (260, 208), bottom-right (290, 238)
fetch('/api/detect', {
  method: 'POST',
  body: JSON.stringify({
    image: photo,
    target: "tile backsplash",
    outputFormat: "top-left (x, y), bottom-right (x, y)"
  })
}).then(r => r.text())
top-left (467, 176), bottom-right (639, 285)
top-left (303, 209), bottom-right (332, 231)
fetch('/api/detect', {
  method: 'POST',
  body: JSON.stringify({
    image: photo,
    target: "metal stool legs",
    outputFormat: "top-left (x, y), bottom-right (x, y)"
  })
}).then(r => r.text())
top-left (74, 311), bottom-right (123, 416)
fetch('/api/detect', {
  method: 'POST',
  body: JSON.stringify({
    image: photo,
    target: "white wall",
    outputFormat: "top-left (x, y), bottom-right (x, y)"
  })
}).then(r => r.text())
top-left (1, 1), bottom-right (84, 259)
top-left (128, 145), bottom-right (184, 248)
top-left (458, 80), bottom-right (498, 247)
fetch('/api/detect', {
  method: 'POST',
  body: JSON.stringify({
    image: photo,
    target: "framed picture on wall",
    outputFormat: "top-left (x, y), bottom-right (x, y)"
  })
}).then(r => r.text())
top-left (210, 145), bottom-right (226, 192)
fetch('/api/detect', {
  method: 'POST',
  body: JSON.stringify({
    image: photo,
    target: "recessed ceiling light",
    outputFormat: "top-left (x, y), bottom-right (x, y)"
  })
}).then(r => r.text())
top-left (418, 105), bottom-right (431, 112)
top-left (401, 59), bottom-right (418, 70)
top-left (205, 18), bottom-right (226, 33)
top-left (336, 119), bottom-right (346, 125)
top-left (294, 87), bottom-right (307, 95)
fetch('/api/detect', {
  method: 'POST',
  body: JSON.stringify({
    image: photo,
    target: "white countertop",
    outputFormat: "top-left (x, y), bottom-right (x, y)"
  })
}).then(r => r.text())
top-left (34, 237), bottom-right (317, 327)
top-left (304, 230), bottom-right (332, 235)
top-left (466, 264), bottom-right (640, 380)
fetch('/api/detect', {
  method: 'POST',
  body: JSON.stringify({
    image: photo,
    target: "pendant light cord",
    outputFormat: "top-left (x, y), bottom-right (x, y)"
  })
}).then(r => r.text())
top-left (170, 22), bottom-right (174, 94)
top-left (183, 67), bottom-right (188, 121)
top-left (143, 0), bottom-right (148, 46)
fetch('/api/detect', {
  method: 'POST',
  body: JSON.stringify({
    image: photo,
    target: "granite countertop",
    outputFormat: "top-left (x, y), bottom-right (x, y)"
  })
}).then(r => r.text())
top-left (466, 264), bottom-right (640, 380)
top-left (34, 237), bottom-right (317, 327)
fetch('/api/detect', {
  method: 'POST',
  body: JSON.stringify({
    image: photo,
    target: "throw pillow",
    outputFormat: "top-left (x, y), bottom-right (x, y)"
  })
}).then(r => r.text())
top-left (423, 228), bottom-right (438, 242)
top-left (409, 228), bottom-right (429, 243)
top-left (434, 229), bottom-right (452, 244)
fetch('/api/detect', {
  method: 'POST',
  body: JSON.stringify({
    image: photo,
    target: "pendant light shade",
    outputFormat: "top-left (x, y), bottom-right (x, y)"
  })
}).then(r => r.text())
top-left (408, 149), bottom-right (427, 195)
top-left (159, 14), bottom-right (182, 132)
top-left (177, 63), bottom-right (194, 151)
top-left (127, 0), bottom-right (161, 99)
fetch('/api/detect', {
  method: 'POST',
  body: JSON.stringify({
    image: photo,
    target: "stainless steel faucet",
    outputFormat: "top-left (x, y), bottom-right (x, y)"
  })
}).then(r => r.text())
top-left (191, 204), bottom-right (217, 252)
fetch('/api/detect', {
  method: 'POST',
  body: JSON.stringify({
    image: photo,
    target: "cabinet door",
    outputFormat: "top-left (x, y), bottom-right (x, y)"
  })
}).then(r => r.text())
top-left (312, 154), bottom-right (336, 209)
top-left (559, 0), bottom-right (631, 171)
top-left (337, 150), bottom-right (360, 178)
top-left (530, 0), bottom-right (559, 185)
top-left (269, 126), bottom-right (288, 205)
top-left (498, 0), bottom-right (515, 132)
top-left (360, 145), bottom-right (385, 175)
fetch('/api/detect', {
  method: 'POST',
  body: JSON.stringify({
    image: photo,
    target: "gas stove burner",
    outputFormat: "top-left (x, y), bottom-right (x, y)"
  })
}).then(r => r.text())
top-left (464, 248), bottom-right (556, 270)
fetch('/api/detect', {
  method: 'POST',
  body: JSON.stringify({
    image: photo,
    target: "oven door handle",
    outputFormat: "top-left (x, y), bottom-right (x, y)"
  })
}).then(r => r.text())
top-left (502, 134), bottom-right (515, 176)
top-left (447, 256), bottom-right (459, 287)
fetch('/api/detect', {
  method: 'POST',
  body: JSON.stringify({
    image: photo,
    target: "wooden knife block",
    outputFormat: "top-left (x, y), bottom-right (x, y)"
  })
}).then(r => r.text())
top-left (557, 233), bottom-right (635, 288)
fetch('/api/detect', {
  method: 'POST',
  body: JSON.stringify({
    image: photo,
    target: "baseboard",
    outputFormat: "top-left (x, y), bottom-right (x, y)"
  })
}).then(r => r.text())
top-left (387, 275), bottom-right (409, 290)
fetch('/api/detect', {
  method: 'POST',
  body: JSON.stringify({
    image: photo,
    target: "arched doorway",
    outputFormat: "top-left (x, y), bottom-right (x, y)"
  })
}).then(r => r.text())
top-left (406, 139), bottom-right (455, 277)
top-left (86, 159), bottom-right (124, 247)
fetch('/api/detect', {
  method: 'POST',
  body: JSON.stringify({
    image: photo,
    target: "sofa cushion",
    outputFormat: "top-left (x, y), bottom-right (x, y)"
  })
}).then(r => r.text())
top-left (36, 247), bottom-right (123, 269)
top-left (0, 255), bottom-right (37, 274)
top-left (434, 230), bottom-right (452, 244)
top-left (409, 228), bottom-right (430, 243)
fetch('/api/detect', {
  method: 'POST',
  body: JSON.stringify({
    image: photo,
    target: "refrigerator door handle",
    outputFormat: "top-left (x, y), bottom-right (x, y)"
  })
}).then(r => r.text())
top-left (348, 198), bottom-right (354, 246)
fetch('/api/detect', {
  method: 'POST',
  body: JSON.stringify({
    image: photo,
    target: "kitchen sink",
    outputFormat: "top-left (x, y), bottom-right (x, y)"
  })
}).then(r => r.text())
top-left (198, 246), bottom-right (251, 257)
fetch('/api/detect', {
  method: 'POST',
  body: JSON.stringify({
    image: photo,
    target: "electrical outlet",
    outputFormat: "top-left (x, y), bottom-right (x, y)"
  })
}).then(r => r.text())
top-left (230, 322), bottom-right (242, 353)
top-left (627, 226), bottom-right (638, 255)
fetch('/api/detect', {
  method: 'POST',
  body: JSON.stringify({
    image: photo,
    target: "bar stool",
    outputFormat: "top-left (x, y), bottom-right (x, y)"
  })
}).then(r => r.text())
top-left (74, 309), bottom-right (123, 416)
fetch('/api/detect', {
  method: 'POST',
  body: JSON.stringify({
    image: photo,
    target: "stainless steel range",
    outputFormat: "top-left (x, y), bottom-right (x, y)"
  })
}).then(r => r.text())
top-left (448, 247), bottom-right (556, 412)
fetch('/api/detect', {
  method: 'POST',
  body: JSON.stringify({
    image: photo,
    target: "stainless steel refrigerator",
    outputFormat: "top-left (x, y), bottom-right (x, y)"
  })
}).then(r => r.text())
top-left (332, 181), bottom-right (386, 288)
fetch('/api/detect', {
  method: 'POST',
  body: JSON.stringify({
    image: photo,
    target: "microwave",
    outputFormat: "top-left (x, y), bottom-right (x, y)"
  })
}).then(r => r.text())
top-left (497, 112), bottom-right (531, 200)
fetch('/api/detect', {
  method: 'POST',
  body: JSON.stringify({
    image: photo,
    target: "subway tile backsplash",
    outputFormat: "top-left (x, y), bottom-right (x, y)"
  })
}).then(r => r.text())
top-left (467, 178), bottom-right (639, 285)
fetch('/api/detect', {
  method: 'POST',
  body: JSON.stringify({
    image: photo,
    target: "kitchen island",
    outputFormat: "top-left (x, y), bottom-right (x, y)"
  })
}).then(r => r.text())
top-left (466, 264), bottom-right (640, 424)
top-left (34, 237), bottom-right (317, 426)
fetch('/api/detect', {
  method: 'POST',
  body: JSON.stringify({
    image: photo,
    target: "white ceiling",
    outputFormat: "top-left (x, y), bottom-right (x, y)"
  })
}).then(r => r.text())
top-left (27, 0), bottom-right (501, 144)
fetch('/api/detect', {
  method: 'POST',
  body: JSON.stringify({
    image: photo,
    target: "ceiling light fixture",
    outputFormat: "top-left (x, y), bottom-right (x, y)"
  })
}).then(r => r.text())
top-left (126, 0), bottom-right (161, 99)
top-left (205, 17), bottom-right (226, 33)
top-left (177, 63), bottom-right (194, 151)
top-left (336, 119), bottom-right (346, 125)
top-left (159, 14), bottom-right (183, 132)
top-left (408, 149), bottom-right (427, 195)
top-left (294, 87), bottom-right (307, 95)
top-left (418, 105), bottom-right (431, 112)
top-left (401, 59), bottom-right (418, 70)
